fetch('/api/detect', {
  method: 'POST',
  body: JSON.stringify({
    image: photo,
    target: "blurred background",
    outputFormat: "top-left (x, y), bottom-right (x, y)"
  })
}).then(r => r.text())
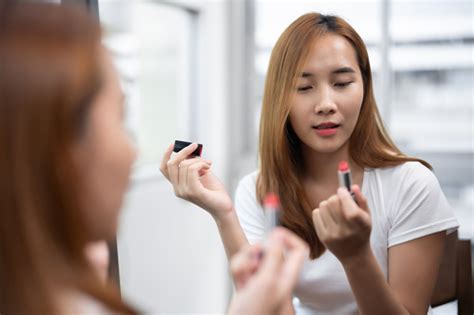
top-left (40, 0), bottom-right (474, 313)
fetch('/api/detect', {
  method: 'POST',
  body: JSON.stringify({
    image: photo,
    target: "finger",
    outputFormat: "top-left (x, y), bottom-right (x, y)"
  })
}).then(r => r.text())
top-left (230, 253), bottom-right (249, 289)
top-left (338, 187), bottom-right (371, 228)
top-left (271, 229), bottom-right (308, 295)
top-left (337, 187), bottom-right (358, 217)
top-left (230, 244), bottom-right (263, 289)
top-left (177, 158), bottom-right (197, 191)
top-left (319, 208), bottom-right (336, 232)
top-left (195, 158), bottom-right (212, 176)
top-left (167, 143), bottom-right (198, 174)
top-left (350, 185), bottom-right (371, 227)
top-left (325, 195), bottom-right (342, 224)
top-left (230, 244), bottom-right (253, 274)
top-left (352, 185), bottom-right (369, 214)
top-left (167, 143), bottom-right (198, 185)
top-left (167, 159), bottom-right (180, 188)
top-left (198, 167), bottom-right (209, 177)
top-left (255, 237), bottom-right (284, 281)
top-left (319, 201), bottom-right (336, 229)
top-left (159, 143), bottom-right (174, 179)
top-left (173, 142), bottom-right (199, 161)
top-left (187, 160), bottom-right (211, 192)
top-left (312, 208), bottom-right (326, 239)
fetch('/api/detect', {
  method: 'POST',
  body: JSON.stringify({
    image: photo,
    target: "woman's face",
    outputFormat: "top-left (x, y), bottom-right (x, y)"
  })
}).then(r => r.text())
top-left (74, 48), bottom-right (136, 241)
top-left (289, 33), bottom-right (364, 155)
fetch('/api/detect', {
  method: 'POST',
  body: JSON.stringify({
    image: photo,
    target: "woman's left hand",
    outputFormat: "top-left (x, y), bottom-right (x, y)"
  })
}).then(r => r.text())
top-left (312, 185), bottom-right (372, 264)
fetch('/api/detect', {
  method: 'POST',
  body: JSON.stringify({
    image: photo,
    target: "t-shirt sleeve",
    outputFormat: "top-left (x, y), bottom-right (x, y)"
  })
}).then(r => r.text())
top-left (234, 173), bottom-right (265, 245)
top-left (387, 162), bottom-right (459, 247)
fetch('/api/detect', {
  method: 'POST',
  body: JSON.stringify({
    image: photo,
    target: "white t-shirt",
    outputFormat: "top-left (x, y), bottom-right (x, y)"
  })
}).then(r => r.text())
top-left (234, 162), bottom-right (459, 315)
top-left (61, 290), bottom-right (113, 315)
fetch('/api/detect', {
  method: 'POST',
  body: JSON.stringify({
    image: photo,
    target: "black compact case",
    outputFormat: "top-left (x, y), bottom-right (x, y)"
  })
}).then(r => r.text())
top-left (173, 140), bottom-right (203, 157)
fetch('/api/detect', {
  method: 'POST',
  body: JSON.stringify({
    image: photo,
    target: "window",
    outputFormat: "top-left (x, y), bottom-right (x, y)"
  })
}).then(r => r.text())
top-left (389, 0), bottom-right (473, 152)
top-left (388, 0), bottom-right (473, 242)
top-left (99, 0), bottom-right (196, 169)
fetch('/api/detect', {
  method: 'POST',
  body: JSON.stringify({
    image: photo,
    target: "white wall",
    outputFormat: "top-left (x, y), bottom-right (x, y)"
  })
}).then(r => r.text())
top-left (118, 177), bottom-right (228, 313)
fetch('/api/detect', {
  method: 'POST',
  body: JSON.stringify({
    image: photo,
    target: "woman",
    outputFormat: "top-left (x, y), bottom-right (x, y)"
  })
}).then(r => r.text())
top-left (161, 13), bottom-right (459, 315)
top-left (0, 3), bottom-right (307, 314)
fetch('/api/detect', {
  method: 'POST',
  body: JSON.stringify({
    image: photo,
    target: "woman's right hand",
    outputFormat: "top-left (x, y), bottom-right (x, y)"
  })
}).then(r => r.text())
top-left (159, 143), bottom-right (234, 221)
top-left (227, 228), bottom-right (308, 315)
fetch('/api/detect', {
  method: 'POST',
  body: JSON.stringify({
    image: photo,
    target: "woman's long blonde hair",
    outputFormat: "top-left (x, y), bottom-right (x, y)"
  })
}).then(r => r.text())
top-left (257, 13), bottom-right (430, 259)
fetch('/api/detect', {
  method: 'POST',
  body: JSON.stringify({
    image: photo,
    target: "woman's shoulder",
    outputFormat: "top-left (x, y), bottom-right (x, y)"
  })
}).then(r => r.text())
top-left (370, 161), bottom-right (440, 195)
top-left (234, 170), bottom-right (261, 207)
top-left (373, 161), bottom-right (434, 182)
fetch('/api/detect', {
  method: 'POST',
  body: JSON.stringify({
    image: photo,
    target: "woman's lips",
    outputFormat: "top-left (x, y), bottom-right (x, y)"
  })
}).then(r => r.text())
top-left (313, 125), bottom-right (339, 137)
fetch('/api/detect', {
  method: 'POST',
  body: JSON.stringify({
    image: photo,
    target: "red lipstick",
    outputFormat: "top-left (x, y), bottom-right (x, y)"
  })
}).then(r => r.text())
top-left (263, 193), bottom-right (280, 238)
top-left (338, 160), bottom-right (356, 200)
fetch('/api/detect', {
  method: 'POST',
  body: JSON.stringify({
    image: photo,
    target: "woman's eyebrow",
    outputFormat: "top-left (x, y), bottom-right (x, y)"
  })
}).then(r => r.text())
top-left (332, 67), bottom-right (355, 74)
top-left (300, 67), bottom-right (355, 78)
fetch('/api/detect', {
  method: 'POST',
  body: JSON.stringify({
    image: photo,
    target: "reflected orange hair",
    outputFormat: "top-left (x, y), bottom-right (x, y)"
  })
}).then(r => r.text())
top-left (257, 13), bottom-right (430, 259)
top-left (0, 3), bottom-right (136, 314)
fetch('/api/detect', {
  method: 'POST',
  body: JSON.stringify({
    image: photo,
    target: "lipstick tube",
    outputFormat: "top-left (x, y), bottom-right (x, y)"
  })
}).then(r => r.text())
top-left (263, 193), bottom-right (280, 238)
top-left (338, 160), bottom-right (356, 201)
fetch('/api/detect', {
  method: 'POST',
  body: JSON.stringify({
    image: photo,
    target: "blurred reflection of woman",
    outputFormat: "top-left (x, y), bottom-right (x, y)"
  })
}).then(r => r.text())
top-left (162, 12), bottom-right (459, 315)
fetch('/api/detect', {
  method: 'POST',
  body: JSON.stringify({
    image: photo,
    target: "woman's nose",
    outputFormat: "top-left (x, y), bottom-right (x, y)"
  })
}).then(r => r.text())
top-left (314, 87), bottom-right (337, 115)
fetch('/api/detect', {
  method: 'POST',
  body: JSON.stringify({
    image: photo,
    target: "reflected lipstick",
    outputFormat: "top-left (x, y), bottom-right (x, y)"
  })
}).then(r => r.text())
top-left (338, 160), bottom-right (356, 201)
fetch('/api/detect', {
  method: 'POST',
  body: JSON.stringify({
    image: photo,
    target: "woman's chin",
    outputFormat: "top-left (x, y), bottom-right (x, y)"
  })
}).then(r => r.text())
top-left (307, 141), bottom-right (346, 154)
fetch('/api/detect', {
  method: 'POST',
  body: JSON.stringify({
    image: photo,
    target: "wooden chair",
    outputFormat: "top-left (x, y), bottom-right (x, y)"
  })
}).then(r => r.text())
top-left (431, 231), bottom-right (473, 315)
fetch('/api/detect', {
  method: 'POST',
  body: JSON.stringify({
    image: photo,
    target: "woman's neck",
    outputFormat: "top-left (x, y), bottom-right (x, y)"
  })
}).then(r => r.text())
top-left (301, 142), bottom-right (362, 188)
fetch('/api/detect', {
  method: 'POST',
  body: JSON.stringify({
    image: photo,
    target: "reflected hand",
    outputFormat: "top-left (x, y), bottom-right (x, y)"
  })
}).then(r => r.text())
top-left (312, 185), bottom-right (372, 264)
top-left (159, 143), bottom-right (234, 221)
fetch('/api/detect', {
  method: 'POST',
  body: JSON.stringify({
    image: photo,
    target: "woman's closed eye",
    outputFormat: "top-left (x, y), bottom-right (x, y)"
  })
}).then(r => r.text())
top-left (297, 85), bottom-right (313, 92)
top-left (334, 81), bottom-right (353, 88)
